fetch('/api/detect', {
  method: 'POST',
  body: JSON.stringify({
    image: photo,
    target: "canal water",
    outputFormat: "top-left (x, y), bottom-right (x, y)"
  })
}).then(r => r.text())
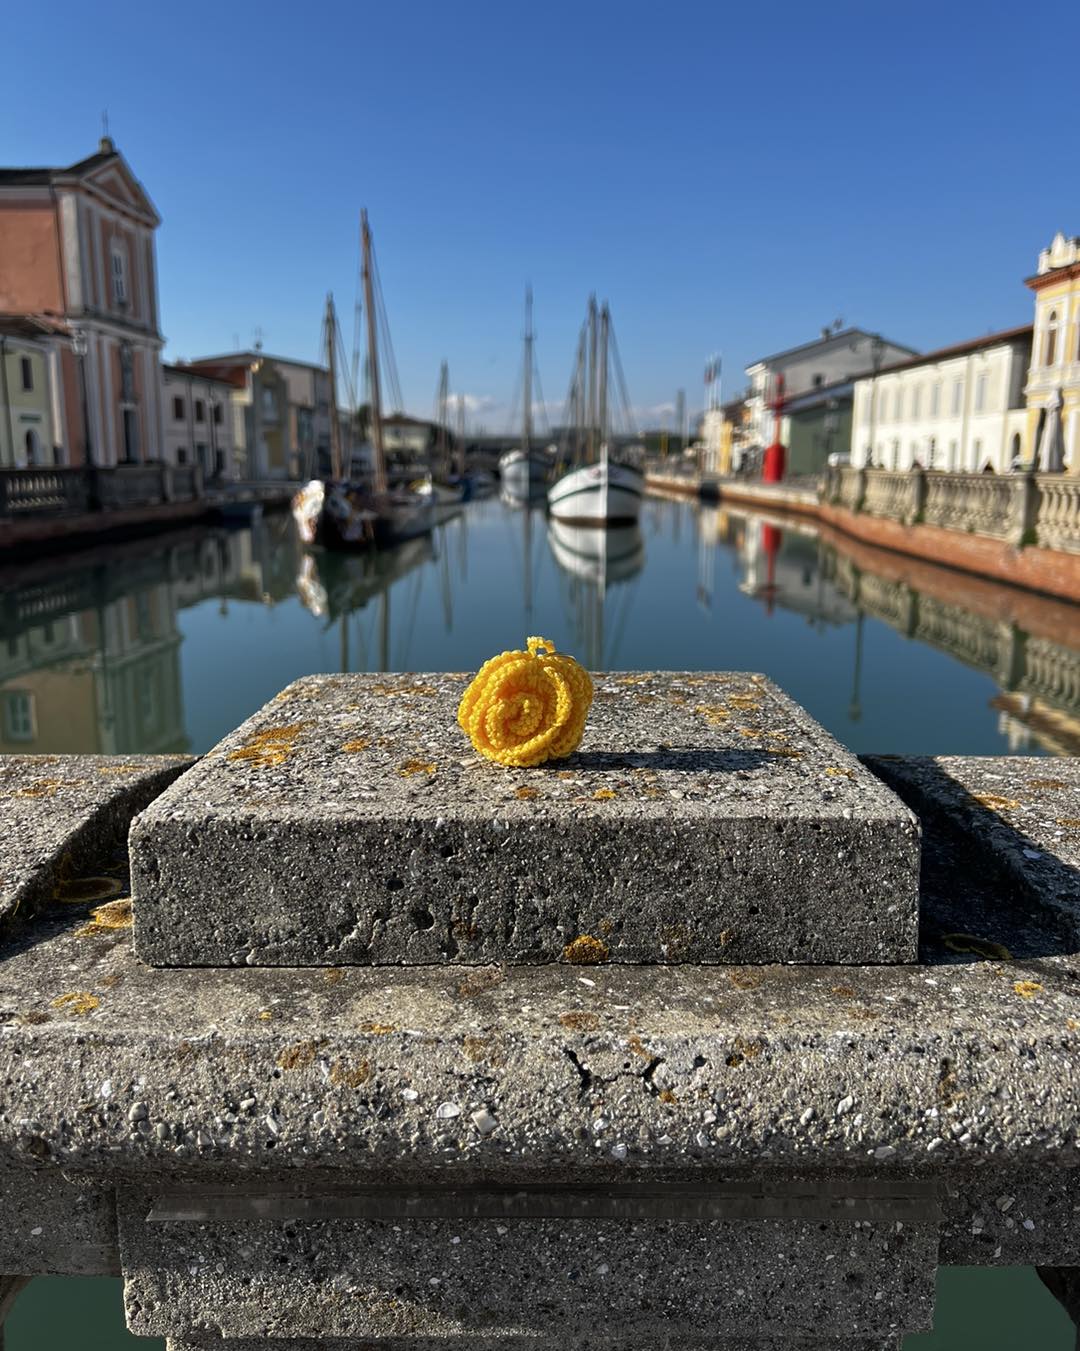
top-left (2, 493), bottom-right (1079, 1347)
top-left (2, 494), bottom-right (1078, 760)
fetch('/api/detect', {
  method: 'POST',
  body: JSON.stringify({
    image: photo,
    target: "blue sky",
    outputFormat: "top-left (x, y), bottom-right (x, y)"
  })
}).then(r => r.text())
top-left (5, 0), bottom-right (1078, 430)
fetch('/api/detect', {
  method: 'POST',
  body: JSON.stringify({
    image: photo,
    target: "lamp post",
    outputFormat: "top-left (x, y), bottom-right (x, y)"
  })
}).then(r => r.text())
top-left (71, 327), bottom-right (94, 467)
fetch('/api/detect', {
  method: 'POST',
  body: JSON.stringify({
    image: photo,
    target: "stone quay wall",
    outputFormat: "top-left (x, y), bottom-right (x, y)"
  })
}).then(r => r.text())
top-left (3, 676), bottom-right (1080, 1349)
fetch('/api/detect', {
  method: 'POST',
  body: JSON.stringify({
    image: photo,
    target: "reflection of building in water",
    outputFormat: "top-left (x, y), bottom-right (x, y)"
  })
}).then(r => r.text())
top-left (0, 515), bottom-right (302, 755)
top-left (0, 582), bottom-right (184, 755)
top-left (735, 515), bottom-right (858, 627)
top-left (821, 545), bottom-right (1080, 756)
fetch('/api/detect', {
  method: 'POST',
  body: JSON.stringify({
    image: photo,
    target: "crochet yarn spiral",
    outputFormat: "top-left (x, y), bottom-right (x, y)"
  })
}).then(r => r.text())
top-left (457, 636), bottom-right (593, 767)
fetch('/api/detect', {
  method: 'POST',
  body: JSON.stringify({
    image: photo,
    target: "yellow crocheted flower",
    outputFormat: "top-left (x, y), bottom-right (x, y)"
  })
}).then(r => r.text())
top-left (458, 636), bottom-right (593, 767)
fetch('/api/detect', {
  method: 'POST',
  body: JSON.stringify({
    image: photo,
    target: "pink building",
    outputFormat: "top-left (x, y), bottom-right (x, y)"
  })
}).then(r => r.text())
top-left (0, 137), bottom-right (165, 466)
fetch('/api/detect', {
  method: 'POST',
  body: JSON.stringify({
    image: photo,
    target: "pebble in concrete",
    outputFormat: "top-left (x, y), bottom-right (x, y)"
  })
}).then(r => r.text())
top-left (129, 673), bottom-right (920, 967)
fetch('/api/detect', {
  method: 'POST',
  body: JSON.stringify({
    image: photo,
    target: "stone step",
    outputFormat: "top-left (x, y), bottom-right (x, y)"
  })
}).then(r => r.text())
top-left (167, 1337), bottom-right (902, 1350)
top-left (129, 673), bottom-right (920, 967)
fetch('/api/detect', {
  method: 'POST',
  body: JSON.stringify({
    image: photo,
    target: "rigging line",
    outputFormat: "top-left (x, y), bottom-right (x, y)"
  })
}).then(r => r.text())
top-left (351, 243), bottom-right (363, 413)
top-left (369, 236), bottom-right (404, 413)
top-left (505, 364), bottom-right (522, 441)
top-left (334, 315), bottom-right (357, 412)
top-left (531, 358), bottom-right (551, 439)
top-left (608, 322), bottom-right (638, 439)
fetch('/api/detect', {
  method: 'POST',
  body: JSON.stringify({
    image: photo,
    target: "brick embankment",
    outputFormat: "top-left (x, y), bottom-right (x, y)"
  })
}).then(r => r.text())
top-left (645, 472), bottom-right (1080, 605)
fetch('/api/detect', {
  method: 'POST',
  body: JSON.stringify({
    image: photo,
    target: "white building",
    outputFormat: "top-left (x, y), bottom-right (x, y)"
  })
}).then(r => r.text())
top-left (850, 326), bottom-right (1032, 473)
top-left (161, 363), bottom-right (237, 478)
top-left (745, 327), bottom-right (917, 451)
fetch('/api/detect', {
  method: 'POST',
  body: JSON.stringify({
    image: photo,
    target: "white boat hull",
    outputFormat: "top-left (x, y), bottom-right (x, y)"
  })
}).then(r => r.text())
top-left (547, 458), bottom-right (644, 525)
top-left (499, 449), bottom-right (548, 491)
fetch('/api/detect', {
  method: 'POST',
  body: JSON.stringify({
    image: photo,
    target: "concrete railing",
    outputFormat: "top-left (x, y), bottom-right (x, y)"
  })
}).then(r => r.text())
top-left (820, 464), bottom-right (1079, 550)
top-left (0, 462), bottom-right (205, 519)
top-left (0, 467), bottom-right (92, 516)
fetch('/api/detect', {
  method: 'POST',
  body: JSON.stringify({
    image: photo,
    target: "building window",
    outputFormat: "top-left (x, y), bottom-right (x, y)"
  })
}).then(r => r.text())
top-left (261, 387), bottom-right (276, 419)
top-left (1044, 310), bottom-right (1059, 367)
top-left (2, 690), bottom-right (36, 743)
top-left (930, 383), bottom-right (940, 417)
top-left (974, 373), bottom-right (988, 413)
top-left (912, 385), bottom-right (921, 420)
top-left (213, 402), bottom-right (223, 425)
top-left (172, 396), bottom-right (184, 421)
top-left (894, 389), bottom-right (903, 422)
top-left (878, 387), bottom-right (889, 422)
top-left (195, 400), bottom-right (205, 423)
top-left (951, 380), bottom-right (963, 416)
top-left (111, 241), bottom-right (128, 307)
top-left (177, 446), bottom-right (188, 465)
top-left (19, 356), bottom-right (33, 392)
top-left (812, 373), bottom-right (823, 388)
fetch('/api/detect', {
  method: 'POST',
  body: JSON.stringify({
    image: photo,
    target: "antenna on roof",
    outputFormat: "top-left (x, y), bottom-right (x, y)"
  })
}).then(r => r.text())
top-left (253, 325), bottom-right (264, 353)
top-left (99, 109), bottom-right (114, 154)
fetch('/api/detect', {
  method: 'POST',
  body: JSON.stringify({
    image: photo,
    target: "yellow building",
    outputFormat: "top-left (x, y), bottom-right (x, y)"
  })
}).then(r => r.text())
top-left (1025, 233), bottom-right (1080, 473)
top-left (0, 317), bottom-right (57, 466)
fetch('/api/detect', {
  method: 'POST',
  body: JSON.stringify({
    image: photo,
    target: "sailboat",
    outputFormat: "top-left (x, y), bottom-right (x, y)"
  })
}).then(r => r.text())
top-left (292, 211), bottom-right (435, 551)
top-left (498, 288), bottom-right (550, 500)
top-left (547, 298), bottom-right (644, 527)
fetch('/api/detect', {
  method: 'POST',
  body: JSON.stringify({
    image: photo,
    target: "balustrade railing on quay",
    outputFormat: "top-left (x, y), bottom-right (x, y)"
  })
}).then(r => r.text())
top-left (820, 464), bottom-right (1080, 551)
top-left (0, 460), bottom-right (207, 523)
top-left (0, 467), bottom-right (92, 517)
top-left (1035, 476), bottom-right (1080, 554)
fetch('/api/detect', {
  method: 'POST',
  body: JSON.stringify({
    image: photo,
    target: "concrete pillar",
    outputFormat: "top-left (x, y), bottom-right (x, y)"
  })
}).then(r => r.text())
top-left (1009, 471), bottom-right (1040, 546)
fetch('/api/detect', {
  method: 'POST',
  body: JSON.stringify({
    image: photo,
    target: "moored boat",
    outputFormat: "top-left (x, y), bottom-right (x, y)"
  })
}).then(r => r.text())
top-left (547, 445), bottom-right (643, 526)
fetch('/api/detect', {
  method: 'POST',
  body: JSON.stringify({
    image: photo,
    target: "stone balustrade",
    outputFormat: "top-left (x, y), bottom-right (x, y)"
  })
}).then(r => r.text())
top-left (821, 465), bottom-right (1080, 553)
top-left (0, 462), bottom-right (206, 519)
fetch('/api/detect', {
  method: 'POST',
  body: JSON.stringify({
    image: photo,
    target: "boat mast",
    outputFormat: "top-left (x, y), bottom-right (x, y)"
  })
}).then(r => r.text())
top-left (597, 302), bottom-right (610, 454)
top-left (456, 393), bottom-right (466, 478)
top-left (522, 286), bottom-right (533, 456)
top-left (586, 295), bottom-right (598, 463)
top-left (574, 324), bottom-right (587, 464)
top-left (361, 210), bottom-right (387, 495)
top-left (326, 293), bottom-right (343, 480)
top-left (436, 360), bottom-right (449, 473)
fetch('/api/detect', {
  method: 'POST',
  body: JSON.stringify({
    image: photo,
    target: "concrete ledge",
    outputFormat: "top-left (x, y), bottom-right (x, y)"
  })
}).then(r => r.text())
top-left (121, 1187), bottom-right (933, 1341)
top-left (0, 754), bottom-right (192, 938)
top-left (129, 673), bottom-right (920, 967)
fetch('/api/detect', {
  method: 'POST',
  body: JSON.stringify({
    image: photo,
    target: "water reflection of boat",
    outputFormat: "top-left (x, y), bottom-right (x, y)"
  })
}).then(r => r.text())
top-left (295, 535), bottom-right (434, 620)
top-left (547, 520), bottom-right (645, 587)
top-left (498, 288), bottom-right (551, 499)
top-left (500, 479), bottom-right (548, 509)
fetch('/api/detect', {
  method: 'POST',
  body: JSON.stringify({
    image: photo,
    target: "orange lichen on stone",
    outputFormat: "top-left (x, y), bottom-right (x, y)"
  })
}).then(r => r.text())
top-left (341, 738), bottom-right (369, 753)
top-left (358, 1021), bottom-right (395, 1035)
top-left (562, 934), bottom-right (610, 965)
top-left (257, 1009), bottom-right (274, 1021)
top-left (825, 766), bottom-right (856, 780)
top-left (458, 636), bottom-right (592, 768)
top-left (370, 682), bottom-right (437, 697)
top-left (329, 1059), bottom-right (371, 1087)
top-left (228, 723), bottom-right (310, 769)
top-left (1014, 980), bottom-right (1043, 999)
top-left (51, 991), bottom-right (100, 1016)
top-left (1028, 778), bottom-right (1068, 791)
top-left (593, 788), bottom-right (616, 801)
top-left (514, 786), bottom-right (539, 800)
top-left (974, 793), bottom-right (1021, 812)
top-left (325, 968), bottom-right (344, 985)
top-left (277, 1040), bottom-right (323, 1071)
top-left (75, 898), bottom-right (133, 936)
top-left (615, 674), bottom-right (650, 685)
top-left (15, 778), bottom-right (63, 799)
top-left (97, 764), bottom-right (143, 775)
top-left (399, 759), bottom-right (437, 777)
top-left (559, 1010), bottom-right (601, 1032)
top-left (694, 703), bottom-right (730, 725)
top-left (658, 1089), bottom-right (679, 1105)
